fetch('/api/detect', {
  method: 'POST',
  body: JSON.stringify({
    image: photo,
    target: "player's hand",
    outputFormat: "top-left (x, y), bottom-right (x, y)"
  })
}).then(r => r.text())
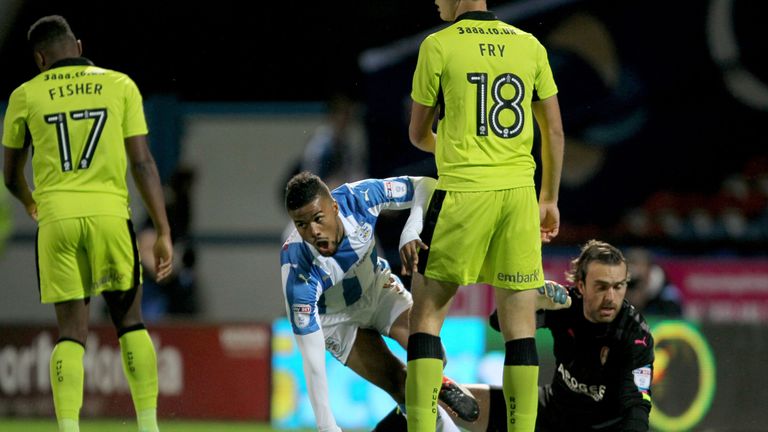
top-left (153, 233), bottom-right (174, 282)
top-left (25, 202), bottom-right (38, 221)
top-left (399, 238), bottom-right (428, 276)
top-left (539, 201), bottom-right (560, 243)
top-left (537, 280), bottom-right (571, 310)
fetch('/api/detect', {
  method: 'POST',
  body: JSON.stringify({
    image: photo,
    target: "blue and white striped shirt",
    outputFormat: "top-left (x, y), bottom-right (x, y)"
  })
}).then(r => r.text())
top-left (280, 177), bottom-right (417, 335)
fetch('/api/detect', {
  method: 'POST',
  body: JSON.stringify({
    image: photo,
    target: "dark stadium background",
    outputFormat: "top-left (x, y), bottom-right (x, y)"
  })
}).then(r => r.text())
top-left (2, 1), bottom-right (766, 254)
top-left (0, 1), bottom-right (441, 101)
top-left (2, 2), bottom-right (768, 430)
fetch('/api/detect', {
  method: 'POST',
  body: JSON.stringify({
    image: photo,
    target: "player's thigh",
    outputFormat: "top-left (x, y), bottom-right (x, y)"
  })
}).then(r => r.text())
top-left (37, 218), bottom-right (91, 304)
top-left (495, 287), bottom-right (538, 339)
top-left (346, 328), bottom-right (406, 399)
top-left (369, 273), bottom-right (412, 343)
top-left (423, 190), bottom-right (498, 285)
top-left (320, 313), bottom-right (358, 364)
top-left (481, 186), bottom-right (543, 290)
top-left (322, 269), bottom-right (407, 365)
top-left (84, 216), bottom-right (141, 295)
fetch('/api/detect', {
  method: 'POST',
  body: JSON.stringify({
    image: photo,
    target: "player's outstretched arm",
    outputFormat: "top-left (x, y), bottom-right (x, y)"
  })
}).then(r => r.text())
top-left (294, 330), bottom-right (342, 432)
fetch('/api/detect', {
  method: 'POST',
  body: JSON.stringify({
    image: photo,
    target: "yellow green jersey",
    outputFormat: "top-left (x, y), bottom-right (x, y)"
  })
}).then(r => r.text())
top-left (2, 57), bottom-right (148, 224)
top-left (411, 11), bottom-right (558, 191)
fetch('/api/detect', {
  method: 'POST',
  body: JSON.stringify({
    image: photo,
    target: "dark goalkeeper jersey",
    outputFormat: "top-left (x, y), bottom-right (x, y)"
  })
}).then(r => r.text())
top-left (538, 288), bottom-right (654, 431)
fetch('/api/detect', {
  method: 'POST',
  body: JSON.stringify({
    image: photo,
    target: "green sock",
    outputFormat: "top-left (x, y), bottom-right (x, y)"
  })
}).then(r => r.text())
top-left (118, 328), bottom-right (159, 432)
top-left (502, 365), bottom-right (539, 431)
top-left (406, 357), bottom-right (443, 432)
top-left (50, 340), bottom-right (85, 432)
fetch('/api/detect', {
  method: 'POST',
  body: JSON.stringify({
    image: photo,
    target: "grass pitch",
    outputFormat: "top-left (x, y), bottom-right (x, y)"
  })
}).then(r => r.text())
top-left (0, 419), bottom-right (334, 432)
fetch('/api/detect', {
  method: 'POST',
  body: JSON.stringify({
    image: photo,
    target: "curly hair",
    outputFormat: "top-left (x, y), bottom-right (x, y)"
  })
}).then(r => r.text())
top-left (285, 171), bottom-right (331, 211)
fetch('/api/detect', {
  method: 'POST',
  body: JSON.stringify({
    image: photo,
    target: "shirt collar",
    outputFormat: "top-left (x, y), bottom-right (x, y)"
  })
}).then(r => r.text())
top-left (455, 10), bottom-right (497, 23)
top-left (48, 57), bottom-right (95, 70)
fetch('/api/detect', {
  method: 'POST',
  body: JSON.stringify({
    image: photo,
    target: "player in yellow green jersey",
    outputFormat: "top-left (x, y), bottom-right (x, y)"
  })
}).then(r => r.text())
top-left (401, 1), bottom-right (565, 431)
top-left (2, 15), bottom-right (173, 432)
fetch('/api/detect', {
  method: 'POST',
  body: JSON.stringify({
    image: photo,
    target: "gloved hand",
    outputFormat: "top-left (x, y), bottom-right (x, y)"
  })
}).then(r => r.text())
top-left (537, 280), bottom-right (572, 310)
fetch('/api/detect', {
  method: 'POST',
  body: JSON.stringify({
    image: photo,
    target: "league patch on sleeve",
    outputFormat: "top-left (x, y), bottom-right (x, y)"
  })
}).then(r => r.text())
top-left (633, 365), bottom-right (652, 391)
top-left (383, 181), bottom-right (407, 199)
top-left (292, 304), bottom-right (312, 329)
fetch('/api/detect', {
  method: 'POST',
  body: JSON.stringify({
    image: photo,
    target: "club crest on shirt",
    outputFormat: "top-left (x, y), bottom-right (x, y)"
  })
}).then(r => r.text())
top-left (384, 181), bottom-right (407, 199)
top-left (292, 304), bottom-right (311, 329)
top-left (354, 222), bottom-right (373, 243)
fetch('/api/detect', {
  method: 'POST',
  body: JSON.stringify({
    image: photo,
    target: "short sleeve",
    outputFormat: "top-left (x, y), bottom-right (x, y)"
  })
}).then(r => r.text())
top-left (2, 86), bottom-right (29, 149)
top-left (533, 41), bottom-right (558, 101)
top-left (411, 35), bottom-right (443, 107)
top-left (122, 77), bottom-right (148, 138)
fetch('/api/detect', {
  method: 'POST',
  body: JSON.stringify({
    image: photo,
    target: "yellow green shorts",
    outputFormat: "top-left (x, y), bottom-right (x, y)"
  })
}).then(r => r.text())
top-left (36, 216), bottom-right (142, 303)
top-left (419, 187), bottom-right (543, 290)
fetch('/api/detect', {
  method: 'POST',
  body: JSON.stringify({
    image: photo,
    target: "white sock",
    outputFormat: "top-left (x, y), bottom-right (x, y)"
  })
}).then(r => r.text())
top-left (137, 408), bottom-right (159, 432)
top-left (58, 418), bottom-right (79, 432)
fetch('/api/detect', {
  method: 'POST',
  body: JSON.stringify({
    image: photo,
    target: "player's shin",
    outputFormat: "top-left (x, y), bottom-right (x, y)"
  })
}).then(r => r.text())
top-left (118, 325), bottom-right (159, 432)
top-left (406, 333), bottom-right (444, 432)
top-left (503, 338), bottom-right (539, 431)
top-left (50, 339), bottom-right (85, 432)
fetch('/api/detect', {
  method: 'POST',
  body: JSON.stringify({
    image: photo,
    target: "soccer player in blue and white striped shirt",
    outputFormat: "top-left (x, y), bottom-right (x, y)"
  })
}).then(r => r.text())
top-left (280, 171), bottom-right (478, 432)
